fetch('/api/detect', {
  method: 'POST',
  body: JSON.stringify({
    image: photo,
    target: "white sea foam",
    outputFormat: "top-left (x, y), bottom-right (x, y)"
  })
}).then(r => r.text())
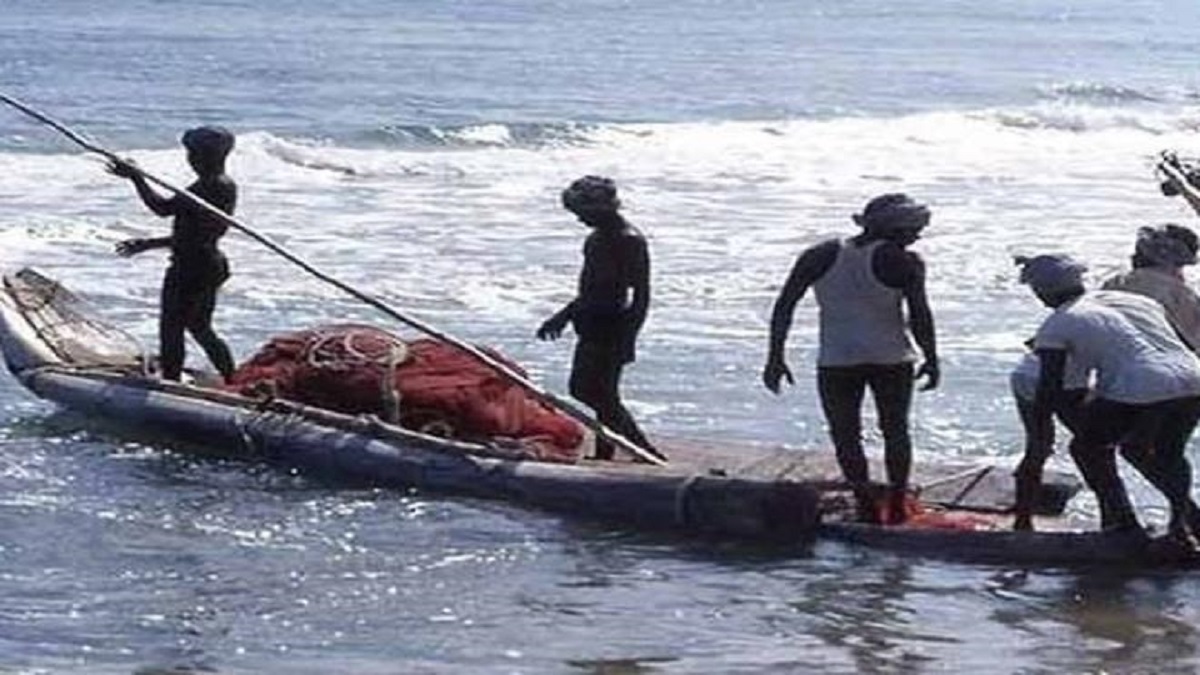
top-left (2, 106), bottom-right (1199, 452)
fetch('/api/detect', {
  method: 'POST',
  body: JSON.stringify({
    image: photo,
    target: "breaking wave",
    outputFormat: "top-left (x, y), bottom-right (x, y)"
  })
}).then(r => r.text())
top-left (1037, 81), bottom-right (1161, 104)
top-left (362, 121), bottom-right (602, 149)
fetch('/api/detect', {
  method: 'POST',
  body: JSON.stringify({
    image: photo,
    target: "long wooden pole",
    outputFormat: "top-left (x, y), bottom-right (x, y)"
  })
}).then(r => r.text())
top-left (0, 93), bottom-right (667, 466)
top-left (1159, 153), bottom-right (1200, 217)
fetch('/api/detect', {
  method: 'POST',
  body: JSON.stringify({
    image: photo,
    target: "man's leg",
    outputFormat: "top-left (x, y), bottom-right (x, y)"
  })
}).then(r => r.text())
top-left (183, 280), bottom-right (235, 380)
top-left (1070, 399), bottom-right (1140, 532)
top-left (570, 339), bottom-right (623, 460)
top-left (1014, 388), bottom-right (1087, 530)
top-left (867, 363), bottom-right (916, 523)
top-left (1121, 397), bottom-right (1200, 539)
top-left (818, 366), bottom-right (872, 519)
top-left (158, 271), bottom-right (187, 382)
top-left (1013, 396), bottom-right (1051, 530)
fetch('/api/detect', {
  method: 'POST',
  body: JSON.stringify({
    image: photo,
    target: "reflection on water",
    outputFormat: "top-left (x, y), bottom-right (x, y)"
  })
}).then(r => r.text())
top-left (795, 558), bottom-right (937, 674)
top-left (5, 413), bottom-right (1200, 672)
top-left (991, 569), bottom-right (1200, 674)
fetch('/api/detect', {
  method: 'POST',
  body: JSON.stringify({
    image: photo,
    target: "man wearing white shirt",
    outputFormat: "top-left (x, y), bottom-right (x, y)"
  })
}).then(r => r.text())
top-left (1018, 254), bottom-right (1200, 544)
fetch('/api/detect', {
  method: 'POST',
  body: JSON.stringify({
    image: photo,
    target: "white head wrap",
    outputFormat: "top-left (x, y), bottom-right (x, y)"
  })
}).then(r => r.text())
top-left (1015, 254), bottom-right (1088, 294)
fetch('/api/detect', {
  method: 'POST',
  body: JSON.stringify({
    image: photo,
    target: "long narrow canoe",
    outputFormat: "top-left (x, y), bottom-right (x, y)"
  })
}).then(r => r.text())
top-left (0, 268), bottom-right (829, 542)
top-left (7, 267), bottom-right (1187, 567)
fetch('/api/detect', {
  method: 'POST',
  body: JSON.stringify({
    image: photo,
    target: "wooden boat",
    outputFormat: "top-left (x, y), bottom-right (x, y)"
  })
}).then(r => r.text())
top-left (0, 268), bottom-right (830, 542)
top-left (6, 267), bottom-right (1189, 567)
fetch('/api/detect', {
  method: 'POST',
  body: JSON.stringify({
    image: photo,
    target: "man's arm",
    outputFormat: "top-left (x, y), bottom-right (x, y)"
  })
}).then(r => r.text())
top-left (537, 299), bottom-right (577, 341)
top-left (1013, 348), bottom-right (1067, 529)
top-left (1161, 159), bottom-right (1200, 218)
top-left (107, 159), bottom-right (177, 217)
top-left (114, 235), bottom-right (172, 257)
top-left (625, 235), bottom-right (651, 338)
top-left (763, 240), bottom-right (838, 392)
top-left (536, 235), bottom-right (585, 341)
top-left (898, 252), bottom-right (939, 390)
top-left (1030, 350), bottom-right (1066, 464)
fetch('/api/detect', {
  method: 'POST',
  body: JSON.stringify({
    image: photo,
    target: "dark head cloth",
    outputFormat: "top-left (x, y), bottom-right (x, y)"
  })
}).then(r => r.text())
top-left (182, 126), bottom-right (235, 159)
top-left (853, 193), bottom-right (930, 232)
top-left (1136, 224), bottom-right (1199, 267)
top-left (562, 175), bottom-right (620, 214)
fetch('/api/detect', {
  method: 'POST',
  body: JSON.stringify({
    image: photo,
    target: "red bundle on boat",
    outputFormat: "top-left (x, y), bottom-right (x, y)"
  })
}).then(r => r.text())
top-left (226, 324), bottom-right (584, 462)
top-left (876, 493), bottom-right (996, 531)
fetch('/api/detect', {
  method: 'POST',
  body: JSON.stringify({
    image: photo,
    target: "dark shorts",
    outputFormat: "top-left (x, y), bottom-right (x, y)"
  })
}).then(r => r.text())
top-left (162, 257), bottom-right (229, 330)
top-left (1075, 396), bottom-right (1200, 454)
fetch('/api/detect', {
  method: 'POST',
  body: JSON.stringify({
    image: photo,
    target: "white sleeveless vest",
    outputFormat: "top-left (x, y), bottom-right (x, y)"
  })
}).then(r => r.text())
top-left (812, 239), bottom-right (917, 367)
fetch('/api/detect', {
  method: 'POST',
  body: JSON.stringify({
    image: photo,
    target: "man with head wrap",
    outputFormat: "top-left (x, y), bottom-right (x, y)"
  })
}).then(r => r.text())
top-left (763, 193), bottom-right (940, 524)
top-left (107, 126), bottom-right (238, 382)
top-left (1102, 224), bottom-right (1200, 349)
top-left (1009, 255), bottom-right (1092, 530)
top-left (1017, 253), bottom-right (1200, 545)
top-left (537, 176), bottom-right (662, 462)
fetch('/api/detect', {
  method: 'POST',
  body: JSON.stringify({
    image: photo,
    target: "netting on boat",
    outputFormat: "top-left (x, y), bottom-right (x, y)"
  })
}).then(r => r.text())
top-left (226, 324), bottom-right (585, 462)
top-left (4, 268), bottom-right (145, 369)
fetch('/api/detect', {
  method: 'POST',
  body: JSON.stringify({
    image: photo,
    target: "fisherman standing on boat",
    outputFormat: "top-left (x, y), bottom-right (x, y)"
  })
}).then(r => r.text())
top-left (107, 126), bottom-right (237, 383)
top-left (762, 193), bottom-right (939, 524)
top-left (1017, 254), bottom-right (1200, 544)
top-left (537, 176), bottom-right (663, 462)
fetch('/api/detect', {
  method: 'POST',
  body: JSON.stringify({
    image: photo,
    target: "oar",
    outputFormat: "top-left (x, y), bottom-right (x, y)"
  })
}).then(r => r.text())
top-left (0, 93), bottom-right (667, 466)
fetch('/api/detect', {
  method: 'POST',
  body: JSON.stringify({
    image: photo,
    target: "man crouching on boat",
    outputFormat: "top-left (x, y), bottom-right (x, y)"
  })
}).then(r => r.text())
top-left (1016, 254), bottom-right (1200, 545)
top-left (762, 194), bottom-right (940, 524)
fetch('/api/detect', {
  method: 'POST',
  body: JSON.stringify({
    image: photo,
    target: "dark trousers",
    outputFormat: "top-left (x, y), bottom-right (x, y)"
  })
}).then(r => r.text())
top-left (1069, 396), bottom-right (1200, 534)
top-left (817, 363), bottom-right (915, 491)
top-left (159, 264), bottom-right (234, 382)
top-left (569, 337), bottom-right (653, 460)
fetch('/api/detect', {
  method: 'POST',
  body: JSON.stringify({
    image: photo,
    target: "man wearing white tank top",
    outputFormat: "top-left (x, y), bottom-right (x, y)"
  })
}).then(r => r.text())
top-left (763, 194), bottom-right (940, 524)
top-left (1018, 254), bottom-right (1200, 545)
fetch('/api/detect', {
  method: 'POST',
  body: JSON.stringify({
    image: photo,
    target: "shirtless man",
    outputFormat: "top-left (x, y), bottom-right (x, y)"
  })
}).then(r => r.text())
top-left (763, 193), bottom-right (939, 523)
top-left (1017, 254), bottom-right (1200, 543)
top-left (108, 126), bottom-right (238, 382)
top-left (537, 176), bottom-right (662, 462)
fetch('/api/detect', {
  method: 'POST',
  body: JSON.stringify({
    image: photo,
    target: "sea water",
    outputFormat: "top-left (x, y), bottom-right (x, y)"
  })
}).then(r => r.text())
top-left (2, 0), bottom-right (1200, 672)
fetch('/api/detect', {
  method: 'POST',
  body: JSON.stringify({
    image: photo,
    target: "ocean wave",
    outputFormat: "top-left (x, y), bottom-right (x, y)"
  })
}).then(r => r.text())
top-left (1037, 81), bottom-right (1161, 104)
top-left (363, 121), bottom-right (602, 149)
top-left (255, 135), bottom-right (360, 176)
top-left (982, 105), bottom-right (1200, 134)
top-left (242, 132), bottom-right (467, 179)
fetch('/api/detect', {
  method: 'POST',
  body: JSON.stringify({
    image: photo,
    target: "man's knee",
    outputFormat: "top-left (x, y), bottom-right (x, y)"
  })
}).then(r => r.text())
top-left (877, 418), bottom-right (911, 446)
top-left (570, 374), bottom-right (612, 408)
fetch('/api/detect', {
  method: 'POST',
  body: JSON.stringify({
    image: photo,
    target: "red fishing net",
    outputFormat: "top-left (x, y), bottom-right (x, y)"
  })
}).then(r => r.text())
top-left (876, 492), bottom-right (997, 531)
top-left (225, 325), bottom-right (584, 462)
